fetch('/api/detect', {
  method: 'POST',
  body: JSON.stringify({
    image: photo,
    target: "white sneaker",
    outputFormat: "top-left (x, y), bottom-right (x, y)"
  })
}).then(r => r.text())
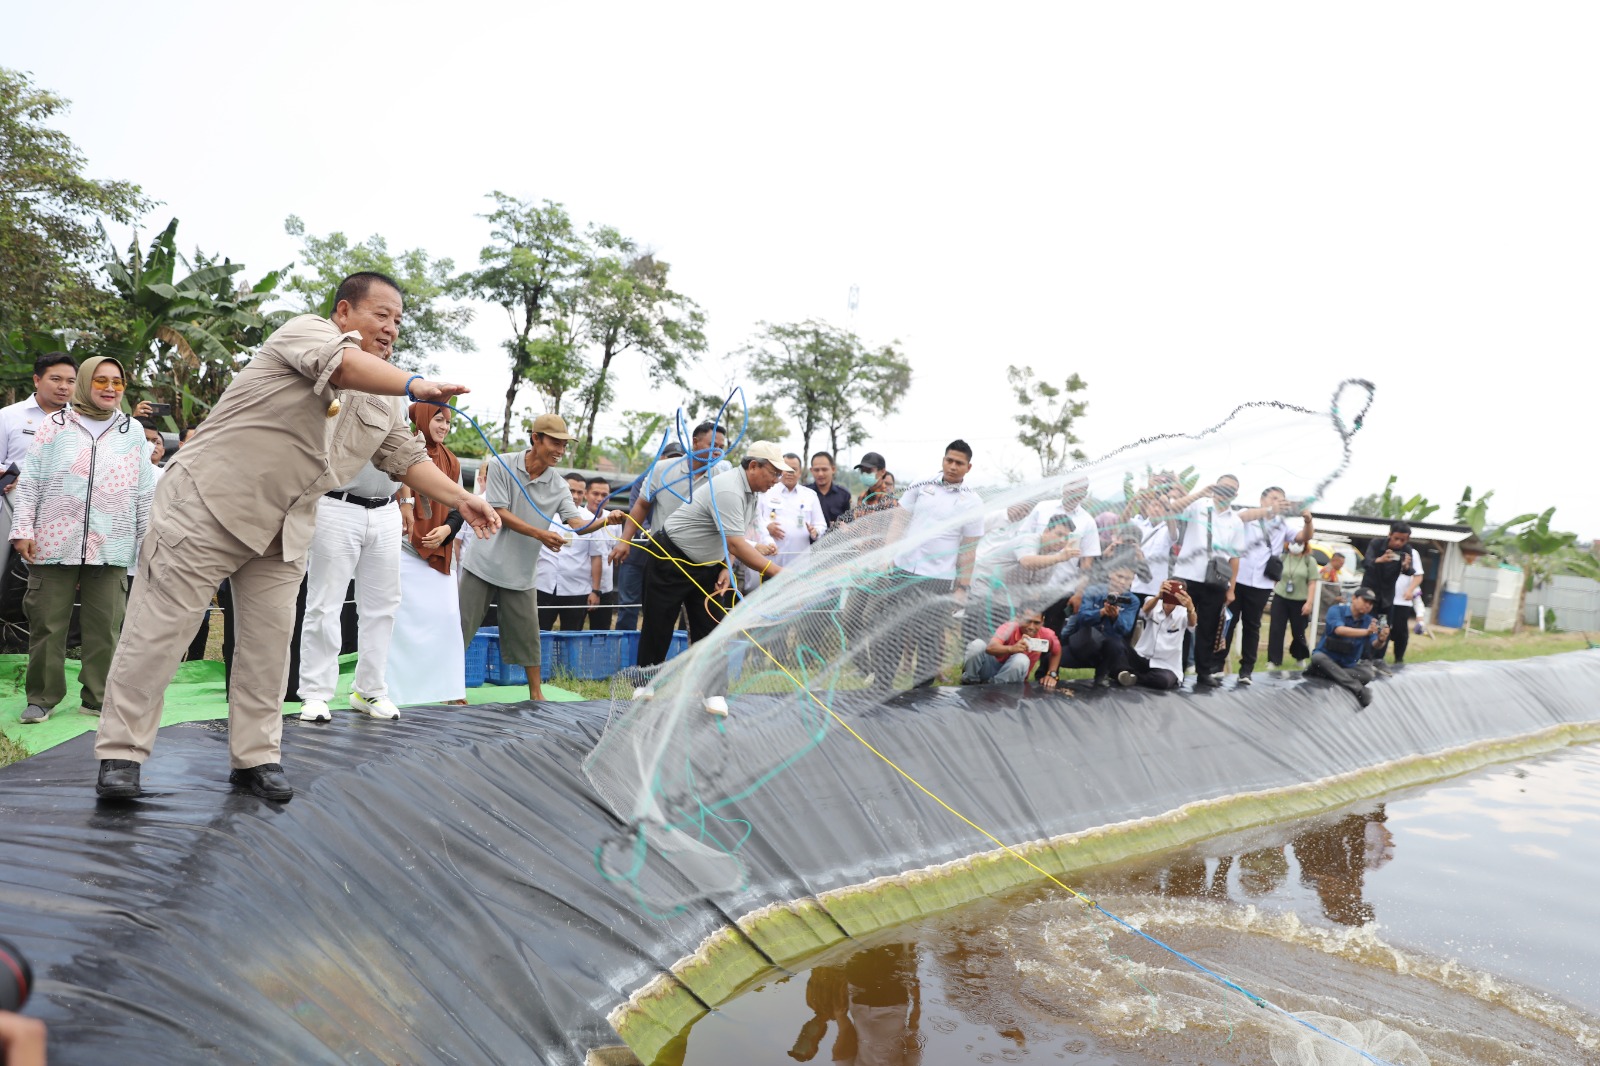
top-left (703, 696), bottom-right (729, 717)
top-left (349, 692), bottom-right (400, 719)
top-left (299, 699), bottom-right (331, 723)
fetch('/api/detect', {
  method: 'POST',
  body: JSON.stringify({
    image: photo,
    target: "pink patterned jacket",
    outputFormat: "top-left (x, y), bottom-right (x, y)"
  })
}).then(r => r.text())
top-left (10, 409), bottom-right (155, 568)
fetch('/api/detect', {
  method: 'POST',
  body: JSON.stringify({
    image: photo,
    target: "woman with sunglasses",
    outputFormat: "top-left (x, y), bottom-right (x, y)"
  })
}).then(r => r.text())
top-left (10, 356), bottom-right (156, 724)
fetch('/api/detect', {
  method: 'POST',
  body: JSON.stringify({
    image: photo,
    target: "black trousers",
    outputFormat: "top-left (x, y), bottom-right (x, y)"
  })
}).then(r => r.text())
top-left (1087, 632), bottom-right (1135, 680)
top-left (1306, 651), bottom-right (1374, 697)
top-left (637, 533), bottom-right (725, 668)
top-left (1233, 584), bottom-right (1272, 677)
top-left (865, 570), bottom-right (953, 687)
top-left (1188, 580), bottom-right (1230, 678)
top-left (1129, 648), bottom-right (1182, 690)
top-left (538, 590), bottom-right (588, 632)
top-left (1388, 605), bottom-right (1415, 662)
top-left (1267, 594), bottom-right (1312, 665)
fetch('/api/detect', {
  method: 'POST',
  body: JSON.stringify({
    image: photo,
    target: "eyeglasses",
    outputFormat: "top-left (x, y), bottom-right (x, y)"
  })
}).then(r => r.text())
top-left (91, 377), bottom-right (126, 391)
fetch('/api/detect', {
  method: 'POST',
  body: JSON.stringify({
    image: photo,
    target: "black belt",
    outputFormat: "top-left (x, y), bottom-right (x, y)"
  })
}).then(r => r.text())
top-left (324, 490), bottom-right (392, 509)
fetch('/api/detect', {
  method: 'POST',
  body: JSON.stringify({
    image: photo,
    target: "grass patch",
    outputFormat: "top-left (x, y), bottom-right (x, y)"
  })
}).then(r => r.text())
top-left (1230, 628), bottom-right (1594, 673)
top-left (0, 729), bottom-right (29, 769)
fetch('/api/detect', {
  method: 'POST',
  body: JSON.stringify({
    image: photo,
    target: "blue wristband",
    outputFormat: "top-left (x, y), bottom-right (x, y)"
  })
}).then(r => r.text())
top-left (404, 374), bottom-right (424, 401)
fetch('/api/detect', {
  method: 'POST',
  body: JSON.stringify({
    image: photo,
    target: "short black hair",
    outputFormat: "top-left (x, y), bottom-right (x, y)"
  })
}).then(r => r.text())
top-left (782, 452), bottom-right (801, 463)
top-left (34, 352), bottom-right (76, 377)
top-left (1389, 520), bottom-right (1412, 535)
top-left (945, 439), bottom-right (973, 460)
top-left (585, 476), bottom-right (610, 490)
top-left (811, 451), bottom-right (835, 466)
top-left (1261, 485), bottom-right (1284, 499)
top-left (563, 471), bottom-right (585, 484)
top-left (1044, 513), bottom-right (1076, 534)
top-left (1218, 473), bottom-right (1239, 485)
top-left (333, 271), bottom-right (402, 312)
top-left (690, 420), bottom-right (725, 443)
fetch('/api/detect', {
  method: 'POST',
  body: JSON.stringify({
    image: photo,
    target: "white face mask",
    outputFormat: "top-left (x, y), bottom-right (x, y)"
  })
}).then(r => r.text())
top-left (1287, 542), bottom-right (1305, 555)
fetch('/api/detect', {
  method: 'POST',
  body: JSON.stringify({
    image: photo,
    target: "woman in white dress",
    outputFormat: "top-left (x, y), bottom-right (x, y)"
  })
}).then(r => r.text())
top-left (385, 403), bottom-right (466, 705)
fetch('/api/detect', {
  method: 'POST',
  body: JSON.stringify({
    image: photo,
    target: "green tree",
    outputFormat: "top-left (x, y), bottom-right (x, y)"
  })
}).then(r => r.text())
top-left (101, 218), bottom-right (289, 426)
top-left (600, 409), bottom-right (671, 471)
top-left (1348, 475), bottom-right (1440, 521)
top-left (1007, 366), bottom-right (1088, 477)
top-left (568, 228), bottom-right (706, 465)
top-left (455, 193), bottom-right (586, 448)
top-left (281, 215), bottom-right (474, 372)
top-left (742, 320), bottom-right (909, 460)
top-left (0, 68), bottom-right (149, 337)
top-left (683, 387), bottom-right (788, 462)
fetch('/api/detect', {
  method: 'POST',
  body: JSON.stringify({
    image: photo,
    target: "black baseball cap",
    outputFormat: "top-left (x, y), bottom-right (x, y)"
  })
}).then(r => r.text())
top-left (661, 441), bottom-right (686, 459)
top-left (854, 451), bottom-right (886, 473)
top-left (1353, 587), bottom-right (1377, 602)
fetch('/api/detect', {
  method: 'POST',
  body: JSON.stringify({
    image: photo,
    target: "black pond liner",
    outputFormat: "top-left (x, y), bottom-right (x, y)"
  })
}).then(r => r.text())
top-left (2, 652), bottom-right (1599, 1065)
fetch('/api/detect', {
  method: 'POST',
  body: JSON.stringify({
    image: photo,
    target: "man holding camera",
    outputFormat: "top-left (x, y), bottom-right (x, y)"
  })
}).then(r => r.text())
top-left (1305, 586), bottom-right (1386, 707)
top-left (1168, 475), bottom-right (1245, 687)
top-left (1363, 520), bottom-right (1421, 668)
top-left (1063, 562), bottom-right (1141, 687)
top-left (1232, 488), bottom-right (1314, 685)
top-left (961, 607), bottom-right (1061, 688)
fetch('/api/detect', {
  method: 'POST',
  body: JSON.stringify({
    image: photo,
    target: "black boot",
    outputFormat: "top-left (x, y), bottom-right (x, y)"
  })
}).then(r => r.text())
top-left (228, 763), bottom-right (294, 802)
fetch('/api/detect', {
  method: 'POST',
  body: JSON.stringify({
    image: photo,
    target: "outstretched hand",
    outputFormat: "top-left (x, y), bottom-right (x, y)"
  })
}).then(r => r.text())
top-left (408, 380), bottom-right (470, 403)
top-left (457, 493), bottom-right (500, 539)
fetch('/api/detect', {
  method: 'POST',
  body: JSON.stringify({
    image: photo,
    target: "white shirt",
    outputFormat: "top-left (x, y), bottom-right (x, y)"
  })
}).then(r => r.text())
top-left (1019, 499), bottom-right (1102, 561)
top-left (1237, 515), bottom-right (1291, 590)
top-left (1129, 515), bottom-right (1174, 597)
top-left (1136, 601), bottom-right (1190, 675)
top-left (757, 482), bottom-right (825, 568)
top-left (0, 395), bottom-right (53, 469)
top-left (535, 509), bottom-right (600, 596)
top-left (893, 478), bottom-right (986, 580)
top-left (1171, 499), bottom-right (1244, 583)
top-left (584, 522), bottom-right (615, 594)
top-left (1392, 547), bottom-right (1423, 605)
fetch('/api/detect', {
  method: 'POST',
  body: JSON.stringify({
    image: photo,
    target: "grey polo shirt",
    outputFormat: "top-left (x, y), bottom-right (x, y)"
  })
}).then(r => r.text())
top-left (460, 452), bottom-right (587, 591)
top-left (662, 465), bottom-right (757, 565)
top-left (645, 454), bottom-right (731, 532)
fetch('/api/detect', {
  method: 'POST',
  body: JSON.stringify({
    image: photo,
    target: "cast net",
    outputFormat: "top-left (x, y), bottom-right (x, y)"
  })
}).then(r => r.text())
top-left (581, 380), bottom-right (1422, 1064)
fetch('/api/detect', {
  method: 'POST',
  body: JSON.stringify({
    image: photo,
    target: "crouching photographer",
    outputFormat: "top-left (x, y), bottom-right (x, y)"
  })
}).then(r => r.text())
top-left (1305, 586), bottom-right (1387, 708)
top-left (1061, 563), bottom-right (1140, 687)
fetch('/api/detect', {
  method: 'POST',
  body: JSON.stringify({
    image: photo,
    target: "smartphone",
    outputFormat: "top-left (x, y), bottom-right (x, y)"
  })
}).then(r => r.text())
top-left (1026, 636), bottom-right (1050, 653)
top-left (145, 402), bottom-right (173, 417)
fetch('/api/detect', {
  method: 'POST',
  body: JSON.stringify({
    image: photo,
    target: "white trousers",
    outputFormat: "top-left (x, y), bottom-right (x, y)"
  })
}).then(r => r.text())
top-left (298, 496), bottom-right (402, 701)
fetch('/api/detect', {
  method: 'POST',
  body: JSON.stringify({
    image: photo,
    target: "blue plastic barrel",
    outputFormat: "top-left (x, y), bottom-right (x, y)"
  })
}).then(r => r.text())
top-left (1436, 590), bottom-right (1468, 628)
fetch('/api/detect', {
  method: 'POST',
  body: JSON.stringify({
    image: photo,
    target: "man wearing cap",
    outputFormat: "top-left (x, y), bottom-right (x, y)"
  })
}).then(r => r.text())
top-left (1304, 586), bottom-right (1387, 708)
top-left (93, 271), bottom-right (502, 803)
top-left (610, 420), bottom-right (730, 570)
top-left (637, 441), bottom-right (787, 715)
top-left (458, 414), bottom-right (629, 701)
top-left (613, 441), bottom-right (683, 631)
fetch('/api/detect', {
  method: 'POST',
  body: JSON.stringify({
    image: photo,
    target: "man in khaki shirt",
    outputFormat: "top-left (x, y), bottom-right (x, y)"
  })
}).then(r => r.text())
top-left (94, 271), bottom-right (500, 803)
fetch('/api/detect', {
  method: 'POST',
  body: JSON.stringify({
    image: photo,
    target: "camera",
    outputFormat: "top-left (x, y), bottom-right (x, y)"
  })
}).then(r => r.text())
top-left (0, 937), bottom-right (31, 1012)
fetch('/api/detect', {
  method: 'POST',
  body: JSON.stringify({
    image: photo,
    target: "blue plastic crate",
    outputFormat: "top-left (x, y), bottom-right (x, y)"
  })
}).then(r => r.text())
top-left (552, 630), bottom-right (642, 680)
top-left (465, 630), bottom-right (490, 688)
top-left (480, 626), bottom-right (531, 688)
top-left (665, 630), bottom-right (691, 660)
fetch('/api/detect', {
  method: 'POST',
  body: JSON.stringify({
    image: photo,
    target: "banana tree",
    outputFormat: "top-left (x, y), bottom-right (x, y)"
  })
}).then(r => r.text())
top-left (102, 218), bottom-right (288, 424)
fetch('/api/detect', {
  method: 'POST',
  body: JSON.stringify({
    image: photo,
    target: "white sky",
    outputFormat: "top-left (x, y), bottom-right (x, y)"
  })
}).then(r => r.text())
top-left (9, 2), bottom-right (1597, 535)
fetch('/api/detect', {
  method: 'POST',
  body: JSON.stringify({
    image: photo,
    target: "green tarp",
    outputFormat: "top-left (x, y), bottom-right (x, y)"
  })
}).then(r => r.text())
top-left (0, 652), bottom-right (583, 756)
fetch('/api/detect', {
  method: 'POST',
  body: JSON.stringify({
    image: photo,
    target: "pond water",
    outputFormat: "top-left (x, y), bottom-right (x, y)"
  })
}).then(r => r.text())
top-left (668, 743), bottom-right (1600, 1065)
